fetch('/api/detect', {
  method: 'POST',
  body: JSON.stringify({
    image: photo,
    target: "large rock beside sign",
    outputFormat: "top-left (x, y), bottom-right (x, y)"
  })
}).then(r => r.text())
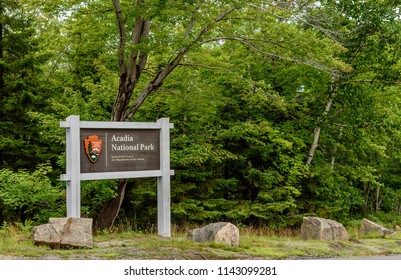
top-left (300, 216), bottom-right (349, 241)
top-left (31, 217), bottom-right (93, 248)
top-left (188, 222), bottom-right (240, 246)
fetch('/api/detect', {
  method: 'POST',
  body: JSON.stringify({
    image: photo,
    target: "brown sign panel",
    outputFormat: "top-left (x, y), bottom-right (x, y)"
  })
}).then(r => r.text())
top-left (80, 129), bottom-right (160, 173)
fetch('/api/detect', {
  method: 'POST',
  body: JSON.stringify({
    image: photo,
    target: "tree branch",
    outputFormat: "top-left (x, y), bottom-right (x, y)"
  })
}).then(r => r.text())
top-left (111, 0), bottom-right (127, 76)
top-left (248, 2), bottom-right (345, 43)
top-left (179, 63), bottom-right (232, 72)
top-left (204, 35), bottom-right (340, 76)
top-left (123, 7), bottom-right (237, 121)
top-left (345, 79), bottom-right (401, 85)
top-left (111, 0), bottom-right (129, 121)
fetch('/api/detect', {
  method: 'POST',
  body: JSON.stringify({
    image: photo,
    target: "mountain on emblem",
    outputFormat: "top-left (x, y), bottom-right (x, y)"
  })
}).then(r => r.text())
top-left (84, 135), bottom-right (103, 163)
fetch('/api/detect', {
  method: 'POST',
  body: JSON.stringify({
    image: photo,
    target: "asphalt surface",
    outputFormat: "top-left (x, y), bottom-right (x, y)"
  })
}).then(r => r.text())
top-left (327, 254), bottom-right (401, 260)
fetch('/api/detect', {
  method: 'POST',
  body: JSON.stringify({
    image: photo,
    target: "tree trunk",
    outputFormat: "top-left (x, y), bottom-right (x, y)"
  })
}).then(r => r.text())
top-left (306, 96), bottom-right (334, 164)
top-left (0, 19), bottom-right (4, 100)
top-left (330, 126), bottom-right (343, 169)
top-left (363, 183), bottom-right (370, 215)
top-left (307, 126), bottom-right (321, 165)
top-left (374, 184), bottom-right (381, 212)
top-left (306, 78), bottom-right (337, 165)
top-left (94, 179), bottom-right (127, 231)
top-left (94, 0), bottom-right (236, 231)
top-left (93, 0), bottom-right (150, 231)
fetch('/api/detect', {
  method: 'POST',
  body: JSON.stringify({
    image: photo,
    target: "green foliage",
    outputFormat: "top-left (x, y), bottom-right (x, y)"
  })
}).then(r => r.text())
top-left (2, 0), bottom-right (401, 231)
top-left (14, 219), bottom-right (35, 233)
top-left (80, 180), bottom-right (118, 218)
top-left (118, 0), bottom-right (401, 228)
top-left (365, 212), bottom-right (401, 229)
top-left (0, 163), bottom-right (64, 224)
top-left (0, 1), bottom-right (55, 170)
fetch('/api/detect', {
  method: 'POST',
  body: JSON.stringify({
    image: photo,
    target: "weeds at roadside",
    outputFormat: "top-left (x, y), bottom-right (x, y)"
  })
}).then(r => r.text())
top-left (1, 224), bottom-right (401, 260)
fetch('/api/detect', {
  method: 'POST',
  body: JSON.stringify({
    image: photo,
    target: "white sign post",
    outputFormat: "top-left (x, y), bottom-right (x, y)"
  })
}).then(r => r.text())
top-left (60, 115), bottom-right (174, 237)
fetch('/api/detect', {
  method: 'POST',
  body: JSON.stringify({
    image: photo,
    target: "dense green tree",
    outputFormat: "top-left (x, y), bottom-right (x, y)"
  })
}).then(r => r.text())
top-left (0, 1), bottom-right (66, 224)
top-left (0, 1), bottom-right (55, 170)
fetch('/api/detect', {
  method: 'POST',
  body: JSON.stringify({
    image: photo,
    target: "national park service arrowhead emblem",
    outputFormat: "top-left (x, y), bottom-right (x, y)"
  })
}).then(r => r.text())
top-left (84, 135), bottom-right (103, 163)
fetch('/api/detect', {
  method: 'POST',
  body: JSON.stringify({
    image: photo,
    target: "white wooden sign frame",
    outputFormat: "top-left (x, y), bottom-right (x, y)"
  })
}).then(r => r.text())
top-left (60, 115), bottom-right (173, 237)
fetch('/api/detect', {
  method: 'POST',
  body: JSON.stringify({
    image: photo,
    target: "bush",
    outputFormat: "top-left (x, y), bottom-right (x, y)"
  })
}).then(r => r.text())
top-left (366, 212), bottom-right (401, 229)
top-left (0, 163), bottom-right (64, 224)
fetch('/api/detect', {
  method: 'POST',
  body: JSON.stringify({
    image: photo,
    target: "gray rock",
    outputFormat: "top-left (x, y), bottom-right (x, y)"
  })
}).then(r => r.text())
top-left (300, 216), bottom-right (349, 241)
top-left (32, 217), bottom-right (93, 248)
top-left (360, 218), bottom-right (394, 237)
top-left (188, 222), bottom-right (240, 246)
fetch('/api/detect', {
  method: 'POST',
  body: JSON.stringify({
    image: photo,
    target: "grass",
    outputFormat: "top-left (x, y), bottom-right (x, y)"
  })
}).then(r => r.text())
top-left (1, 225), bottom-right (401, 260)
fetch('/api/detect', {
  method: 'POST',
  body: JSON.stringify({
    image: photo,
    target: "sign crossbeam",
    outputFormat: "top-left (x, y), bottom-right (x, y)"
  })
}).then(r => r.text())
top-left (61, 120), bottom-right (174, 130)
top-left (60, 170), bottom-right (175, 181)
top-left (61, 115), bottom-right (173, 237)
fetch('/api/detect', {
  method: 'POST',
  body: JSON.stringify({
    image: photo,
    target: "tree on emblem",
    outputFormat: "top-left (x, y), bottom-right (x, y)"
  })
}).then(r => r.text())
top-left (84, 135), bottom-right (102, 163)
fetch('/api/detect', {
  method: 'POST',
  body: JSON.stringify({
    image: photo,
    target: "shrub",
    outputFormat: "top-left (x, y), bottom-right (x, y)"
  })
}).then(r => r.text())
top-left (0, 163), bottom-right (64, 224)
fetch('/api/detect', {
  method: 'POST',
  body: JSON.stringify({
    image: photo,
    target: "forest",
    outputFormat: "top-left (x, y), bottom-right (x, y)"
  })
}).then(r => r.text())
top-left (1, 0), bottom-right (401, 232)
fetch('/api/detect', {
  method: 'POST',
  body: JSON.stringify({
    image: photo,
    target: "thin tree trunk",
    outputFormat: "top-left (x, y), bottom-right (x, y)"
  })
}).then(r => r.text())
top-left (363, 183), bottom-right (370, 215)
top-left (306, 95), bottom-right (334, 165)
top-left (306, 77), bottom-right (338, 165)
top-left (374, 184), bottom-right (381, 212)
top-left (307, 126), bottom-right (321, 165)
top-left (94, 179), bottom-right (127, 231)
top-left (0, 20), bottom-right (4, 100)
top-left (330, 126), bottom-right (343, 169)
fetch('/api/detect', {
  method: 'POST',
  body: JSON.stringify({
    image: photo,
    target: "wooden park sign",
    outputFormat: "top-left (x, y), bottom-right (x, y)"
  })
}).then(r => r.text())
top-left (60, 115), bottom-right (173, 237)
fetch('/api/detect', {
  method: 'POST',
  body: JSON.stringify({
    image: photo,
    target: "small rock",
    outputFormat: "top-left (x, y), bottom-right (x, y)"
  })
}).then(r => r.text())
top-left (360, 218), bottom-right (394, 238)
top-left (300, 216), bottom-right (349, 241)
top-left (188, 222), bottom-right (240, 246)
top-left (328, 241), bottom-right (347, 249)
top-left (349, 238), bottom-right (363, 244)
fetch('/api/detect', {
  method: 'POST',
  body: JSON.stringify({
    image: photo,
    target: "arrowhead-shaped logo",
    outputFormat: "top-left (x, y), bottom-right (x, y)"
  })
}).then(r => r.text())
top-left (84, 135), bottom-right (103, 163)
